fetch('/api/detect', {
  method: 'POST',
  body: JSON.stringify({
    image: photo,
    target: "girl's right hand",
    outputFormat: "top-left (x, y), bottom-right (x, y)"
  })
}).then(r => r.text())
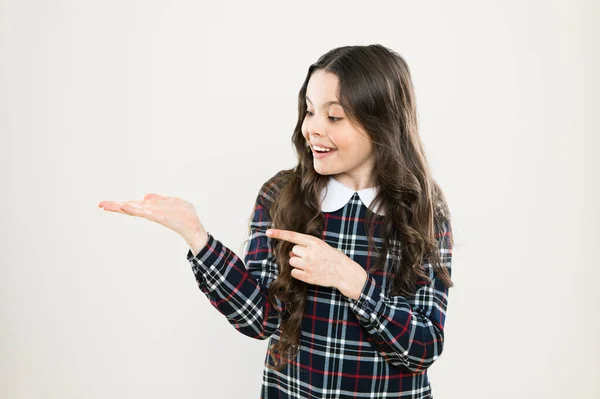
top-left (98, 193), bottom-right (205, 245)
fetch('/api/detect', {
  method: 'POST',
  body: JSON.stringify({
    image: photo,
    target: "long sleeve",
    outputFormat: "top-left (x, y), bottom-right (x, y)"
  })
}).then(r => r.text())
top-left (345, 218), bottom-right (453, 373)
top-left (186, 184), bottom-right (285, 340)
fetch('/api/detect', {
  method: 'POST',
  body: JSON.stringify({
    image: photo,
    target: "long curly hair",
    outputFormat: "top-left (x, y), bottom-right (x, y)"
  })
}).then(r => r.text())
top-left (261, 44), bottom-right (454, 371)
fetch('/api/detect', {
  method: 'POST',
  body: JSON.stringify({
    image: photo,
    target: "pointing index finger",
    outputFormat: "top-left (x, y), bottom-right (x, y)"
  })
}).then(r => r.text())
top-left (265, 229), bottom-right (313, 246)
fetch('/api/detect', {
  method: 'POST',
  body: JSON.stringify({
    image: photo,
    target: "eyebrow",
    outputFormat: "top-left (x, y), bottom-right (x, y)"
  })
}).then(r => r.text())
top-left (305, 96), bottom-right (341, 107)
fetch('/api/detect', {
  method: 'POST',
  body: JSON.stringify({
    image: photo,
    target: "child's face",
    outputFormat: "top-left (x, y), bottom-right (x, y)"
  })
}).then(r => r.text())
top-left (301, 69), bottom-right (376, 188)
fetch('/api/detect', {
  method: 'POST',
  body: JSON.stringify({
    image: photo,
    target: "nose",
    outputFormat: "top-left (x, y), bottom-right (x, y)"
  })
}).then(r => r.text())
top-left (305, 115), bottom-right (325, 139)
top-left (308, 128), bottom-right (322, 140)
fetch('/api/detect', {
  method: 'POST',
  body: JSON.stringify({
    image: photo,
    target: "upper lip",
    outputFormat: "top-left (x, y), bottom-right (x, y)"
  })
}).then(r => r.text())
top-left (310, 143), bottom-right (336, 150)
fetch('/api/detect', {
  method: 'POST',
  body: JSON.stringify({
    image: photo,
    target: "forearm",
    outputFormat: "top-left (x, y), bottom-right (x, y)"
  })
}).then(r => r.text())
top-left (187, 231), bottom-right (283, 340)
top-left (345, 272), bottom-right (448, 372)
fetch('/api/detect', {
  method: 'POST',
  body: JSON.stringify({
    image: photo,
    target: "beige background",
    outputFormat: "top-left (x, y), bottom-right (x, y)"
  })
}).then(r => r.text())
top-left (1, 0), bottom-right (598, 398)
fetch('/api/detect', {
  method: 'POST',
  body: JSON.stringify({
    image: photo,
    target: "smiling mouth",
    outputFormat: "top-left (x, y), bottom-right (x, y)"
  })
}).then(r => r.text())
top-left (312, 145), bottom-right (337, 153)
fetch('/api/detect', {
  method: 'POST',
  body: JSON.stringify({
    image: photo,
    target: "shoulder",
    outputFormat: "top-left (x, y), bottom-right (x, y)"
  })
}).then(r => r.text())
top-left (255, 168), bottom-right (296, 208)
top-left (434, 199), bottom-right (451, 224)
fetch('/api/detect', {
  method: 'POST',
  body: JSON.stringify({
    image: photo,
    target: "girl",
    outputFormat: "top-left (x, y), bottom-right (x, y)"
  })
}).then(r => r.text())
top-left (99, 44), bottom-right (454, 399)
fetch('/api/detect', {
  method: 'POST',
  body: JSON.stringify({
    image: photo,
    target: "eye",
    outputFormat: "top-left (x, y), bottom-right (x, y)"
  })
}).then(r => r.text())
top-left (304, 110), bottom-right (341, 122)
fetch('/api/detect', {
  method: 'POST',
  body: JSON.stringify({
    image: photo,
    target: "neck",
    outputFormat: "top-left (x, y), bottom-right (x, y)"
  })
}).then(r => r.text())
top-left (331, 173), bottom-right (376, 191)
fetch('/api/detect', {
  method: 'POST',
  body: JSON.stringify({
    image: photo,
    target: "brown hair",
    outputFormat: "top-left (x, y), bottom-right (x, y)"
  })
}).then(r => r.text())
top-left (259, 44), bottom-right (453, 371)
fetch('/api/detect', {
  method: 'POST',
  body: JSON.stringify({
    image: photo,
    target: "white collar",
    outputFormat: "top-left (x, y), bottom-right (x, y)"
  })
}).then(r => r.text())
top-left (320, 176), bottom-right (385, 215)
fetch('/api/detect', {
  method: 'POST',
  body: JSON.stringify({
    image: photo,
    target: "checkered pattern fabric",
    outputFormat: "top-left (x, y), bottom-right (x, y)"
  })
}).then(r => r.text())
top-left (187, 172), bottom-right (453, 398)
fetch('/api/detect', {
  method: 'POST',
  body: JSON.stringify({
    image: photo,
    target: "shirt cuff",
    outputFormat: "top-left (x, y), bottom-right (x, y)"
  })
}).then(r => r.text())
top-left (346, 273), bottom-right (383, 321)
top-left (186, 232), bottom-right (217, 272)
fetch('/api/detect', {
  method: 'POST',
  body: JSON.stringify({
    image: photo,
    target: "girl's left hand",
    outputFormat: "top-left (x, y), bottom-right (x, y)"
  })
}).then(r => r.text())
top-left (265, 228), bottom-right (353, 289)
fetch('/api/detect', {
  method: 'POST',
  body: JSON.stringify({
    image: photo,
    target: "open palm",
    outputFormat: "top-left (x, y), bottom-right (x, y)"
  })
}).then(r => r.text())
top-left (98, 193), bottom-right (203, 241)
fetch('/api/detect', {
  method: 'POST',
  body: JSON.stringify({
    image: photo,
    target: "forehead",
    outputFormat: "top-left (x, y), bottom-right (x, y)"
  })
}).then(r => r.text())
top-left (306, 69), bottom-right (340, 104)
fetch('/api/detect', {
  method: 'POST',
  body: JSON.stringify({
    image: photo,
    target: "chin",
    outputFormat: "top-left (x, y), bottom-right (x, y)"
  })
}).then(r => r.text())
top-left (314, 164), bottom-right (337, 176)
top-left (313, 166), bottom-right (326, 175)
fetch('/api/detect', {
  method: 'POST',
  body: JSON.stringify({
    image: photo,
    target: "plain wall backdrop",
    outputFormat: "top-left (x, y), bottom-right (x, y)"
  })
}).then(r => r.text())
top-left (1, 0), bottom-right (598, 398)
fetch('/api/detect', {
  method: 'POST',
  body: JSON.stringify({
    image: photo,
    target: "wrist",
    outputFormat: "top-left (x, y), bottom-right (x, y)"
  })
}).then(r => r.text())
top-left (338, 259), bottom-right (368, 301)
top-left (186, 226), bottom-right (209, 256)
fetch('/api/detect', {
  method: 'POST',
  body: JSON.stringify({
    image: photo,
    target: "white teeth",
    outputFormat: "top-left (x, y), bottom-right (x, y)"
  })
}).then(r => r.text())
top-left (313, 145), bottom-right (333, 152)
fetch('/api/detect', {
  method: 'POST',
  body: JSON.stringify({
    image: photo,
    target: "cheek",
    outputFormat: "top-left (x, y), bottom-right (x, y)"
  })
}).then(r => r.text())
top-left (335, 135), bottom-right (372, 160)
top-left (352, 132), bottom-right (372, 152)
top-left (357, 136), bottom-right (373, 154)
top-left (301, 123), bottom-right (308, 140)
top-left (330, 133), bottom-right (349, 151)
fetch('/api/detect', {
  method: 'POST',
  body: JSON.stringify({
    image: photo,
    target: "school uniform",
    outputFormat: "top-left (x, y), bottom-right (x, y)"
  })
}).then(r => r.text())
top-left (186, 170), bottom-right (453, 399)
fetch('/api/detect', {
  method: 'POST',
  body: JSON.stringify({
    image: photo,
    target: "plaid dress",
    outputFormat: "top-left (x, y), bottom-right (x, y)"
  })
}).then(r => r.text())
top-left (187, 171), bottom-right (453, 398)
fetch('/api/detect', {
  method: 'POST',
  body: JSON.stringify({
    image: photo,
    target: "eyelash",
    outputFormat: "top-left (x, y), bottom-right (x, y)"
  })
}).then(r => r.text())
top-left (305, 110), bottom-right (342, 122)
